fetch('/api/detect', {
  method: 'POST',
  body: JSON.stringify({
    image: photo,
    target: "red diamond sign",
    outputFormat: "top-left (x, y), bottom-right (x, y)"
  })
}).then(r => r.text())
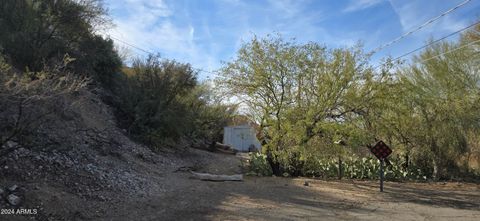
top-left (370, 140), bottom-right (392, 160)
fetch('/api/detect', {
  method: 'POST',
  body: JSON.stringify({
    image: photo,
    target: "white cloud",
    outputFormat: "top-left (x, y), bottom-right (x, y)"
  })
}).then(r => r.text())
top-left (103, 0), bottom-right (219, 78)
top-left (267, 0), bottom-right (308, 18)
top-left (343, 0), bottom-right (383, 12)
top-left (388, 0), bottom-right (469, 33)
top-left (388, 0), bottom-right (425, 31)
top-left (106, 0), bottom-right (182, 51)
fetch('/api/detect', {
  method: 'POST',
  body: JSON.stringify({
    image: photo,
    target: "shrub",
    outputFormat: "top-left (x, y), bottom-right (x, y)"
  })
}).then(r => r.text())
top-left (0, 0), bottom-right (121, 87)
top-left (249, 147), bottom-right (431, 181)
top-left (247, 152), bottom-right (273, 176)
top-left (113, 55), bottom-right (196, 146)
top-left (113, 55), bottom-right (235, 149)
top-left (180, 83), bottom-right (237, 143)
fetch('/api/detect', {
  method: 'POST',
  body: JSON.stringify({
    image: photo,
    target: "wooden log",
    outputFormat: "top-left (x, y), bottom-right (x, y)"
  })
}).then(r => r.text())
top-left (214, 142), bottom-right (232, 150)
top-left (214, 142), bottom-right (237, 154)
top-left (190, 172), bottom-right (243, 181)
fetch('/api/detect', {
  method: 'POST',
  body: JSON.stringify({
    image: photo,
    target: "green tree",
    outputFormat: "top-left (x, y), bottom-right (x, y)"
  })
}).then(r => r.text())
top-left (180, 82), bottom-right (237, 144)
top-left (0, 0), bottom-right (120, 86)
top-left (218, 35), bottom-right (374, 175)
top-left (394, 39), bottom-right (480, 179)
top-left (114, 55), bottom-right (196, 146)
top-left (114, 55), bottom-right (236, 149)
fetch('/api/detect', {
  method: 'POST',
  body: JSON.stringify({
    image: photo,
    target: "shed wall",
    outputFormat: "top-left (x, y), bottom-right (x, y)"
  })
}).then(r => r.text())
top-left (223, 126), bottom-right (261, 152)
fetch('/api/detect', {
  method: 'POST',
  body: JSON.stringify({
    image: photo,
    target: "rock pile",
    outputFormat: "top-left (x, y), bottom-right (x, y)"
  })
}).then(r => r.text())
top-left (0, 184), bottom-right (22, 206)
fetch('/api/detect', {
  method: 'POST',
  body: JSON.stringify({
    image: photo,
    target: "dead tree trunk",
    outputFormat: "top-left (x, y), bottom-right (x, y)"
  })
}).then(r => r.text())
top-left (190, 172), bottom-right (243, 181)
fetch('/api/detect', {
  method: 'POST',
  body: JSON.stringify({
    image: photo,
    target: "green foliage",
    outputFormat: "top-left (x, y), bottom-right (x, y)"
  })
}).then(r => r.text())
top-left (380, 38), bottom-right (480, 179)
top-left (0, 0), bottom-right (121, 86)
top-left (218, 35), bottom-right (374, 175)
top-left (114, 55), bottom-right (197, 145)
top-left (0, 0), bottom-right (233, 150)
top-left (180, 84), bottom-right (237, 142)
top-left (220, 27), bottom-right (480, 179)
top-left (247, 152), bottom-right (273, 176)
top-left (75, 35), bottom-right (122, 87)
top-left (305, 157), bottom-right (429, 181)
top-left (249, 151), bottom-right (430, 181)
top-left (114, 55), bottom-right (235, 149)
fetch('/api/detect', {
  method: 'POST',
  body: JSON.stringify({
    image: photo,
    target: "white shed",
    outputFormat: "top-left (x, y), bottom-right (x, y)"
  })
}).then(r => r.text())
top-left (223, 125), bottom-right (262, 152)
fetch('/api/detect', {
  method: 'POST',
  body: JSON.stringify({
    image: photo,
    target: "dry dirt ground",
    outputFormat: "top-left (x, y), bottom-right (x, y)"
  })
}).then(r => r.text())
top-left (124, 155), bottom-right (480, 221)
top-left (2, 150), bottom-right (480, 221)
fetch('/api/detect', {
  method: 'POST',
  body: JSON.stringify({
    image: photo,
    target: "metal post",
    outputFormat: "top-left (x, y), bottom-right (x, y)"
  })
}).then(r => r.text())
top-left (379, 158), bottom-right (384, 192)
top-left (338, 156), bottom-right (343, 180)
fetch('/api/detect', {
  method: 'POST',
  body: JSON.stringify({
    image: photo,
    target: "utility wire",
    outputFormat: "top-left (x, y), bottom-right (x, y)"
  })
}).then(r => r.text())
top-left (377, 38), bottom-right (480, 72)
top-left (370, 0), bottom-right (472, 54)
top-left (419, 38), bottom-right (480, 64)
top-left (102, 32), bottom-right (217, 76)
top-left (197, 68), bottom-right (219, 76)
top-left (101, 4), bottom-right (479, 76)
top-left (104, 34), bottom-right (155, 55)
top-left (374, 20), bottom-right (480, 70)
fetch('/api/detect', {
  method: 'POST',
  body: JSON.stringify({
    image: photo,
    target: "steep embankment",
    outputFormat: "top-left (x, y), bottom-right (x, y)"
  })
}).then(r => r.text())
top-left (0, 89), bottom-right (242, 220)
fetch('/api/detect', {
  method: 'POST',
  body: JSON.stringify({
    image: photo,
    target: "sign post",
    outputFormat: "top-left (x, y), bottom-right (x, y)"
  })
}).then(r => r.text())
top-left (369, 140), bottom-right (392, 192)
top-left (379, 158), bottom-right (384, 192)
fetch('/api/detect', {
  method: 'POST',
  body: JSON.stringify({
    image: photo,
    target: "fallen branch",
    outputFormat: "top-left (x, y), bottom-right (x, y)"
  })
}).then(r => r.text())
top-left (214, 142), bottom-right (237, 154)
top-left (190, 172), bottom-right (243, 182)
top-left (214, 142), bottom-right (232, 150)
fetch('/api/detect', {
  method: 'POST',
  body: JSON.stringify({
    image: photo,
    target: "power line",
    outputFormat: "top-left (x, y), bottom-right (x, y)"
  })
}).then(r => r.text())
top-left (101, 32), bottom-right (216, 76)
top-left (419, 38), bottom-right (480, 63)
top-left (196, 68), bottom-right (219, 76)
top-left (104, 34), bottom-right (155, 55)
top-left (377, 38), bottom-right (480, 71)
top-left (370, 0), bottom-right (472, 54)
top-left (374, 20), bottom-right (480, 70)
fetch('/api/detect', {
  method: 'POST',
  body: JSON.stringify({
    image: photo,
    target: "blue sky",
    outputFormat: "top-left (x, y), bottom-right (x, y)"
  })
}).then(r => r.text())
top-left (103, 0), bottom-right (480, 79)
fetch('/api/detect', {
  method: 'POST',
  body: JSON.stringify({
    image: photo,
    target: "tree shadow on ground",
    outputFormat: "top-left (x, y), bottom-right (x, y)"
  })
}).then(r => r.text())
top-left (151, 176), bottom-right (397, 221)
top-left (349, 180), bottom-right (480, 210)
top-left (100, 174), bottom-right (480, 221)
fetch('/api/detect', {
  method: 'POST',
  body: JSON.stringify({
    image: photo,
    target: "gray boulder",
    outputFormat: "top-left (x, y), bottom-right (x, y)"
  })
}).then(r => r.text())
top-left (7, 194), bottom-right (21, 206)
top-left (5, 141), bottom-right (18, 148)
top-left (8, 185), bottom-right (18, 192)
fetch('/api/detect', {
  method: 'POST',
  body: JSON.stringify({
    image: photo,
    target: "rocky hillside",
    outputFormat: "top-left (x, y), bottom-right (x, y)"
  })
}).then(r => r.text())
top-left (0, 88), bottom-right (240, 221)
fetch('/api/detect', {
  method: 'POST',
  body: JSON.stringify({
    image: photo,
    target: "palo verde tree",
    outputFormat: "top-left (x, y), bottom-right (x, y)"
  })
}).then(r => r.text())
top-left (394, 37), bottom-right (480, 179)
top-left (220, 24), bottom-right (480, 179)
top-left (218, 35), bottom-right (375, 175)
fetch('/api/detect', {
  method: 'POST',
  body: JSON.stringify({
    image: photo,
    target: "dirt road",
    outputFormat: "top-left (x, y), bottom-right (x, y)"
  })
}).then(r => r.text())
top-left (194, 178), bottom-right (480, 221)
top-left (103, 152), bottom-right (480, 221)
top-left (4, 150), bottom-right (480, 221)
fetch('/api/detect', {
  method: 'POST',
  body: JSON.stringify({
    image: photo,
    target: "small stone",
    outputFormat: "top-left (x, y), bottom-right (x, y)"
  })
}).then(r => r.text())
top-left (5, 141), bottom-right (18, 148)
top-left (7, 194), bottom-right (21, 206)
top-left (8, 185), bottom-right (18, 192)
top-left (304, 181), bottom-right (309, 186)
